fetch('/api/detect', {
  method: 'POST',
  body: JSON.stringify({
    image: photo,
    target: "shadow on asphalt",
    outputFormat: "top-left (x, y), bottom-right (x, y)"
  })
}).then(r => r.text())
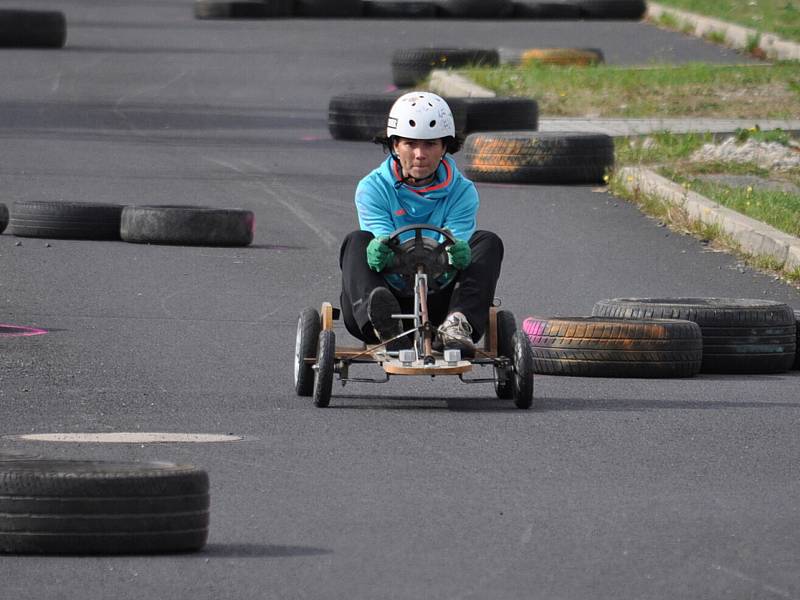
top-left (198, 543), bottom-right (331, 559)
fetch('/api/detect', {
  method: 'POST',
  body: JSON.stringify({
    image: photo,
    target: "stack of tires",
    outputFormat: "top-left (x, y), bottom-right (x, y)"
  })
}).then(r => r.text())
top-left (2, 201), bottom-right (255, 247)
top-left (524, 298), bottom-right (798, 377)
top-left (0, 9), bottom-right (66, 48)
top-left (193, 0), bottom-right (646, 19)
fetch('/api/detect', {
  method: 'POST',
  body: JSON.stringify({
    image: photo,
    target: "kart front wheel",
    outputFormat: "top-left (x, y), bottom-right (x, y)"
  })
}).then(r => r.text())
top-left (294, 308), bottom-right (321, 397)
top-left (494, 309), bottom-right (517, 400)
top-left (313, 330), bottom-right (335, 408)
top-left (511, 331), bottom-right (534, 410)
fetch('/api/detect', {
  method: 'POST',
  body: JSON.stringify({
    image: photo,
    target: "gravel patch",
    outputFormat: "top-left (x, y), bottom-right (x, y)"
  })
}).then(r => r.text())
top-left (690, 137), bottom-right (800, 171)
top-left (695, 173), bottom-right (800, 195)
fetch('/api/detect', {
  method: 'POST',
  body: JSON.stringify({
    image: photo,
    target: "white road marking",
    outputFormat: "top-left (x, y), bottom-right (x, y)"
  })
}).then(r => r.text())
top-left (10, 433), bottom-right (242, 443)
top-left (712, 564), bottom-right (797, 599)
top-left (204, 156), bottom-right (337, 248)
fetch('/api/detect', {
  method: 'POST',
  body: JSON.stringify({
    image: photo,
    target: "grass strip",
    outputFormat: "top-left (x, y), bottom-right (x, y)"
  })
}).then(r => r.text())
top-left (465, 62), bottom-right (800, 119)
top-left (650, 0), bottom-right (800, 44)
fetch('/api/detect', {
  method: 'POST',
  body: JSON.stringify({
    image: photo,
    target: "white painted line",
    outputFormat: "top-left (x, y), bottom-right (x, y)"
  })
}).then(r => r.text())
top-left (10, 433), bottom-right (243, 443)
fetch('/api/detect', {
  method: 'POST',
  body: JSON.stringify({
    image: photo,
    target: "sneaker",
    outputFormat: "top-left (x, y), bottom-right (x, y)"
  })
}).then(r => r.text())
top-left (433, 312), bottom-right (475, 358)
top-left (367, 287), bottom-right (411, 350)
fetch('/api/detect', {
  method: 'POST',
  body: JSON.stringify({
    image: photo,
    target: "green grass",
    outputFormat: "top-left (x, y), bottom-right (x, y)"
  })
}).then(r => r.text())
top-left (651, 0), bottom-right (800, 43)
top-left (465, 62), bottom-right (800, 118)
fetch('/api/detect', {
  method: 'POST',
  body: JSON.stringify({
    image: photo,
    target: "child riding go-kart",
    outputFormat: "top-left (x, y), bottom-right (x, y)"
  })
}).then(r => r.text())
top-left (293, 224), bottom-right (534, 409)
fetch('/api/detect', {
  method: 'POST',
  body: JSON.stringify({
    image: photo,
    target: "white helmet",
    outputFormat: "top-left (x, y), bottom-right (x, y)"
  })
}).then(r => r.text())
top-left (386, 91), bottom-right (455, 140)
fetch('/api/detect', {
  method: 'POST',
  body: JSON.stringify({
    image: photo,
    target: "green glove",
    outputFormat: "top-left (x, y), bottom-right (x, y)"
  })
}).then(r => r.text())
top-left (447, 239), bottom-right (471, 270)
top-left (366, 236), bottom-right (394, 272)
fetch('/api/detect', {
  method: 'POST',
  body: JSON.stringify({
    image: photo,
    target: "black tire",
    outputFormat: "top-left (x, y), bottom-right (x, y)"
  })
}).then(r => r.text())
top-left (575, 0), bottom-right (646, 19)
top-left (391, 47), bottom-right (500, 88)
top-left (794, 310), bottom-right (800, 370)
top-left (120, 205), bottom-right (254, 247)
top-left (295, 308), bottom-right (321, 397)
top-left (460, 97), bottom-right (538, 134)
top-left (9, 201), bottom-right (124, 240)
top-left (363, 1), bottom-right (437, 17)
top-left (435, 0), bottom-right (513, 18)
top-left (313, 330), bottom-right (335, 408)
top-left (512, 1), bottom-right (581, 18)
top-left (462, 131), bottom-right (614, 184)
top-left (0, 460), bottom-right (209, 555)
top-left (0, 9), bottom-right (66, 48)
top-left (328, 92), bottom-right (467, 141)
top-left (592, 298), bottom-right (797, 374)
top-left (295, 0), bottom-right (363, 17)
top-left (511, 331), bottom-right (534, 409)
top-left (523, 316), bottom-right (703, 377)
top-left (0, 203), bottom-right (8, 234)
top-left (194, 0), bottom-right (293, 18)
top-left (494, 310), bottom-right (517, 399)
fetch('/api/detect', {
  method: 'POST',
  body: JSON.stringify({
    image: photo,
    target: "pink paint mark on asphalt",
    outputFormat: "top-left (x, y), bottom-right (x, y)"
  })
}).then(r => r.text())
top-left (301, 135), bottom-right (323, 141)
top-left (0, 324), bottom-right (48, 338)
top-left (385, 85), bottom-right (398, 92)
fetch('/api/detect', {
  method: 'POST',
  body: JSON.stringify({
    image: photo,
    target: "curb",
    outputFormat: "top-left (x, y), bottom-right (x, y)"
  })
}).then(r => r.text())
top-left (429, 70), bottom-right (495, 98)
top-left (618, 166), bottom-right (800, 272)
top-left (646, 2), bottom-right (800, 61)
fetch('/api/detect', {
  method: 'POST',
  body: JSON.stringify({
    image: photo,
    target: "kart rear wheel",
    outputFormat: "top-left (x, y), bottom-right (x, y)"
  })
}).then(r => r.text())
top-left (511, 331), bottom-right (534, 409)
top-left (294, 308), bottom-right (321, 397)
top-left (313, 330), bottom-right (335, 408)
top-left (494, 310), bottom-right (517, 400)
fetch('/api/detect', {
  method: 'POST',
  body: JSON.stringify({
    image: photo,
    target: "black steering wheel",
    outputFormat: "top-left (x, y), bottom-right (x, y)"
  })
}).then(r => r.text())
top-left (383, 224), bottom-right (457, 293)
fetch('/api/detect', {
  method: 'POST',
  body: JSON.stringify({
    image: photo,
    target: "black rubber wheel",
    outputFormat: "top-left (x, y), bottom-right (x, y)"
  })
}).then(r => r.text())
top-left (0, 9), bottom-right (66, 48)
top-left (120, 205), bottom-right (254, 247)
top-left (523, 316), bottom-right (703, 377)
top-left (328, 92), bottom-right (467, 141)
top-left (313, 330), bottom-right (336, 408)
top-left (794, 310), bottom-right (800, 370)
top-left (511, 331), bottom-right (534, 409)
top-left (363, 1), bottom-right (437, 17)
top-left (575, 0), bottom-right (646, 19)
top-left (512, 1), bottom-right (581, 18)
top-left (194, 0), bottom-right (293, 18)
top-left (435, 0), bottom-right (513, 18)
top-left (592, 298), bottom-right (797, 374)
top-left (9, 201), bottom-right (124, 240)
top-left (295, 0), bottom-right (363, 17)
top-left (295, 308), bottom-right (322, 397)
top-left (460, 97), bottom-right (538, 134)
top-left (494, 310), bottom-right (517, 399)
top-left (0, 203), bottom-right (8, 234)
top-left (0, 460), bottom-right (209, 555)
top-left (391, 47), bottom-right (500, 88)
top-left (462, 131), bottom-right (614, 184)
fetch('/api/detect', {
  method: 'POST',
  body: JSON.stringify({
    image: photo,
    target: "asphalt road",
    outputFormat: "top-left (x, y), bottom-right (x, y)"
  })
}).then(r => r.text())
top-left (1, 2), bottom-right (798, 599)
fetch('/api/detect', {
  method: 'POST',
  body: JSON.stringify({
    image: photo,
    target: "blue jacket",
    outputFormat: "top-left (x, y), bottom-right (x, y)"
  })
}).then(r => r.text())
top-left (355, 155), bottom-right (479, 243)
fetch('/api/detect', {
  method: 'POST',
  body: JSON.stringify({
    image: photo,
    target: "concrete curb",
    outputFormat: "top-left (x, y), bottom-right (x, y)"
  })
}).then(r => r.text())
top-left (646, 2), bottom-right (800, 61)
top-left (429, 70), bottom-right (495, 98)
top-left (618, 166), bottom-right (800, 272)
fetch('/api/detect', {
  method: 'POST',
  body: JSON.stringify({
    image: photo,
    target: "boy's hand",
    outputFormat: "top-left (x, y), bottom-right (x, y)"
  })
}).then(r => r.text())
top-left (366, 236), bottom-right (394, 272)
top-left (447, 239), bottom-right (471, 270)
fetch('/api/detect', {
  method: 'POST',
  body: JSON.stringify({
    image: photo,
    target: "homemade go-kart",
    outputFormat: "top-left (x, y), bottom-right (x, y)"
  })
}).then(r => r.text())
top-left (293, 224), bottom-right (534, 409)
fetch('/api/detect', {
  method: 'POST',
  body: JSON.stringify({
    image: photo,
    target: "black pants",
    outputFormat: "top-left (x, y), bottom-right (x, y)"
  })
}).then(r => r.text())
top-left (339, 229), bottom-right (504, 343)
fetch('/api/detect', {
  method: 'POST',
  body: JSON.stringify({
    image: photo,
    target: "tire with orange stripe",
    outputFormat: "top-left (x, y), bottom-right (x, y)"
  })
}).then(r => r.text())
top-left (523, 316), bottom-right (703, 378)
top-left (519, 47), bottom-right (604, 67)
top-left (391, 47), bottom-right (499, 87)
top-left (592, 298), bottom-right (797, 374)
top-left (462, 131), bottom-right (613, 184)
top-left (295, 0), bottom-right (362, 16)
